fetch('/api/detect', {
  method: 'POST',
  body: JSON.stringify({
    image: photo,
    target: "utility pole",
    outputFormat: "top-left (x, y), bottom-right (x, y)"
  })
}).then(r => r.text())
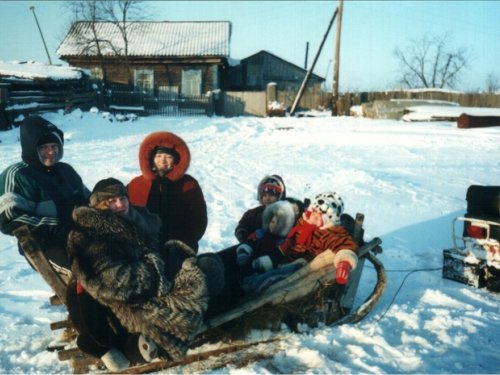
top-left (30, 6), bottom-right (52, 65)
top-left (290, 6), bottom-right (338, 116)
top-left (332, 0), bottom-right (343, 116)
top-left (304, 42), bottom-right (309, 70)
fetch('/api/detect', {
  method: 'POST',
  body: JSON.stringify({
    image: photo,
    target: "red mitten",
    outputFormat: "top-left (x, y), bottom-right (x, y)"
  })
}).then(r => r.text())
top-left (335, 261), bottom-right (352, 285)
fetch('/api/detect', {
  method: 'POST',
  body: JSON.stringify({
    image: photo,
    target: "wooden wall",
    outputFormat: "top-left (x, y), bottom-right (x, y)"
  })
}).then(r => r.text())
top-left (64, 57), bottom-right (223, 94)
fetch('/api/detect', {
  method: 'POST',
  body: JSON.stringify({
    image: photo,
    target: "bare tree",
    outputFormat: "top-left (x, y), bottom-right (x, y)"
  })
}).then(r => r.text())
top-left (393, 33), bottom-right (470, 89)
top-left (65, 1), bottom-right (117, 85)
top-left (64, 0), bottom-right (146, 86)
top-left (100, 0), bottom-right (145, 85)
top-left (486, 72), bottom-right (500, 93)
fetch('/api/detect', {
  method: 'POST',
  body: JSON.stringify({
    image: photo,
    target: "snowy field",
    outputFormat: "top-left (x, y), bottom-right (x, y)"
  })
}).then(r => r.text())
top-left (0, 109), bottom-right (499, 373)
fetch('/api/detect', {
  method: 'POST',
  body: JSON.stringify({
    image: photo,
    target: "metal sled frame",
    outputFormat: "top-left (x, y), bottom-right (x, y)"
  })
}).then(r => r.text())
top-left (13, 218), bottom-right (386, 373)
top-left (451, 216), bottom-right (500, 250)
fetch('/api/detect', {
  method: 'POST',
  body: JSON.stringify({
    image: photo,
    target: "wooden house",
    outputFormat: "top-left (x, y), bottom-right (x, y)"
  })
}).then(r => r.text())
top-left (227, 50), bottom-right (325, 92)
top-left (57, 21), bottom-right (231, 97)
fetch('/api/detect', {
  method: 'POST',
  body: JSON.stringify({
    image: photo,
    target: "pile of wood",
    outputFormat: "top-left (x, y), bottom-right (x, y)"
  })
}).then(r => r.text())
top-left (0, 74), bottom-right (96, 129)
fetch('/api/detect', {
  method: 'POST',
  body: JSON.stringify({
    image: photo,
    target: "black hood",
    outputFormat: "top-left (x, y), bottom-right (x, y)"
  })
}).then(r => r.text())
top-left (20, 116), bottom-right (64, 168)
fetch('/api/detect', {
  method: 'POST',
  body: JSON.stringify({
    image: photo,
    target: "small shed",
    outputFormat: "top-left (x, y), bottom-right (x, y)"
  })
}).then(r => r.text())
top-left (227, 50), bottom-right (325, 92)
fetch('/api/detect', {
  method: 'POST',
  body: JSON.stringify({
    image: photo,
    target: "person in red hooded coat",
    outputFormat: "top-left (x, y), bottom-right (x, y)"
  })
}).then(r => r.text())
top-left (127, 131), bottom-right (207, 252)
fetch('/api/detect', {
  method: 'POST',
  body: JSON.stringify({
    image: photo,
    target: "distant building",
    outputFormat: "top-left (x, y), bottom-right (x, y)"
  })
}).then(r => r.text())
top-left (227, 50), bottom-right (325, 92)
top-left (57, 21), bottom-right (231, 96)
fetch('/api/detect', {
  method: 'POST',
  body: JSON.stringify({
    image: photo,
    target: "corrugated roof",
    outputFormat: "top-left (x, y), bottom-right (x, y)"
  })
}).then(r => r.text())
top-left (57, 21), bottom-right (231, 58)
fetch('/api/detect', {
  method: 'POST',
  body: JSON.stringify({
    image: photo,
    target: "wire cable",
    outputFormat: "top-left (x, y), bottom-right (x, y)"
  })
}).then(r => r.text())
top-left (374, 267), bottom-right (442, 323)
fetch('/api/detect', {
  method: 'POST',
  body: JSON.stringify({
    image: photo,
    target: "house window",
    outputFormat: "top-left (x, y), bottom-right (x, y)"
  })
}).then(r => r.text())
top-left (159, 86), bottom-right (178, 99)
top-left (134, 69), bottom-right (154, 93)
top-left (181, 69), bottom-right (201, 96)
top-left (90, 66), bottom-right (103, 80)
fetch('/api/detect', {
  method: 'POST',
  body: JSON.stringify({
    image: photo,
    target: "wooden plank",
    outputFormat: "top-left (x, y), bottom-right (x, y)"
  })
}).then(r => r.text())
top-left (50, 319), bottom-right (73, 331)
top-left (13, 225), bottom-right (68, 304)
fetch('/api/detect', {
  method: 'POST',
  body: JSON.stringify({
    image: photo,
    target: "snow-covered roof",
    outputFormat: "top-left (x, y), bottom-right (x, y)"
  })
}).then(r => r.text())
top-left (57, 21), bottom-right (231, 58)
top-left (0, 61), bottom-right (87, 81)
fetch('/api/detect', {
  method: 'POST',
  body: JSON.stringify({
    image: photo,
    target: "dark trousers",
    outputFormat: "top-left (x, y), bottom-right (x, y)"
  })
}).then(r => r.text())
top-left (66, 280), bottom-right (145, 362)
top-left (205, 245), bottom-right (246, 318)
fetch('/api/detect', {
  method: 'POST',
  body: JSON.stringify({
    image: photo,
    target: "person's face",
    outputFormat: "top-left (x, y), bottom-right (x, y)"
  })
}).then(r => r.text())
top-left (153, 152), bottom-right (176, 173)
top-left (38, 143), bottom-right (59, 167)
top-left (107, 196), bottom-right (130, 216)
top-left (268, 215), bottom-right (278, 233)
top-left (261, 192), bottom-right (278, 206)
top-left (304, 209), bottom-right (324, 227)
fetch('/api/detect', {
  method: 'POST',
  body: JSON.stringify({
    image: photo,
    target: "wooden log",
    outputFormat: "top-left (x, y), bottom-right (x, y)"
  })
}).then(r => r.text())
top-left (58, 347), bottom-right (83, 361)
top-left (121, 338), bottom-right (280, 374)
top-left (457, 113), bottom-right (500, 129)
top-left (50, 319), bottom-right (73, 331)
top-left (50, 294), bottom-right (63, 305)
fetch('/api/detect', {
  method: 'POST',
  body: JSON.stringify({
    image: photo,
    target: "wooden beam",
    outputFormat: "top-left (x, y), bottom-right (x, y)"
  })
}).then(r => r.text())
top-left (13, 225), bottom-right (68, 304)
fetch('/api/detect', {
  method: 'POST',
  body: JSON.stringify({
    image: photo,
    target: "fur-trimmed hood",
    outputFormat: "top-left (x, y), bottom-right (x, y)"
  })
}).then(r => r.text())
top-left (138, 131), bottom-right (190, 182)
top-left (262, 200), bottom-right (297, 237)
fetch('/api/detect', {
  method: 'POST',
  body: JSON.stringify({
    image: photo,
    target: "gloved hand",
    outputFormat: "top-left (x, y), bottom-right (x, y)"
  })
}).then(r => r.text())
top-left (335, 260), bottom-right (352, 285)
top-left (236, 243), bottom-right (254, 266)
top-left (333, 249), bottom-right (358, 285)
top-left (251, 255), bottom-right (274, 273)
top-left (235, 228), bottom-right (249, 243)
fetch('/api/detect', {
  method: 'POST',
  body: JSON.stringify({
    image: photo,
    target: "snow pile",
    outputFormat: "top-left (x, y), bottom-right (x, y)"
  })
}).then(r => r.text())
top-left (0, 61), bottom-right (87, 81)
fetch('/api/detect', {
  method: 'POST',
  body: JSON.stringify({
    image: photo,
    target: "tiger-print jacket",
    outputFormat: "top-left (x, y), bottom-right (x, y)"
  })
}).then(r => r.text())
top-left (282, 217), bottom-right (358, 262)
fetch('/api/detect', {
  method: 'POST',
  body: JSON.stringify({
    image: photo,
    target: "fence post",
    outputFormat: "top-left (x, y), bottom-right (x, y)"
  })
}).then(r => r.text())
top-left (0, 83), bottom-right (11, 130)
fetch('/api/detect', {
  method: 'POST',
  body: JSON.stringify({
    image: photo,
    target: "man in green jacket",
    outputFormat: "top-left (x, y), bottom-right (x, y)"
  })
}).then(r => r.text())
top-left (0, 115), bottom-right (90, 280)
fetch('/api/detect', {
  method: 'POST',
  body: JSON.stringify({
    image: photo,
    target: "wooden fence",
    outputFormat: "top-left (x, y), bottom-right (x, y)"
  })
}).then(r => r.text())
top-left (335, 90), bottom-right (500, 115)
top-left (104, 88), bottom-right (215, 117)
top-left (2, 82), bottom-right (499, 129)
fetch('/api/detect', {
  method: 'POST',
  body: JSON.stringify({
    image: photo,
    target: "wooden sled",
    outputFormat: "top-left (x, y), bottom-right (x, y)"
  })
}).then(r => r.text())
top-left (13, 213), bottom-right (386, 374)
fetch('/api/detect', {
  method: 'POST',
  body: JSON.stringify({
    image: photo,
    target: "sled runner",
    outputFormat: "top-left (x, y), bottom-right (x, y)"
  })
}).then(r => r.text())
top-left (13, 212), bottom-right (385, 374)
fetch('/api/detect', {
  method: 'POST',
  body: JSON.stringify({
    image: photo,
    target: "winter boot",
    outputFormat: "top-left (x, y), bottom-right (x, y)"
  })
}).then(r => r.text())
top-left (100, 347), bottom-right (130, 372)
top-left (197, 253), bottom-right (226, 297)
top-left (138, 334), bottom-right (158, 362)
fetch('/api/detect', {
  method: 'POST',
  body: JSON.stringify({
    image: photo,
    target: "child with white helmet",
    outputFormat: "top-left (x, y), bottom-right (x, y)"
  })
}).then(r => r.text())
top-left (251, 191), bottom-right (359, 285)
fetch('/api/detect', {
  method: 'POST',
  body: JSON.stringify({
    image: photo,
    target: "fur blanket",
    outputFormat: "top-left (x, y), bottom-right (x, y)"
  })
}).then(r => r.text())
top-left (68, 206), bottom-right (208, 360)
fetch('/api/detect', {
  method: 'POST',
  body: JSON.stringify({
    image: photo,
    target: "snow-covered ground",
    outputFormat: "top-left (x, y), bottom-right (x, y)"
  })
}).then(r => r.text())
top-left (0, 108), bottom-right (499, 373)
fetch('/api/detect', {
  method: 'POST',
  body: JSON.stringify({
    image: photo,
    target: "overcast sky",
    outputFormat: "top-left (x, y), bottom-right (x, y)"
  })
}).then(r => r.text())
top-left (1, 0), bottom-right (499, 92)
